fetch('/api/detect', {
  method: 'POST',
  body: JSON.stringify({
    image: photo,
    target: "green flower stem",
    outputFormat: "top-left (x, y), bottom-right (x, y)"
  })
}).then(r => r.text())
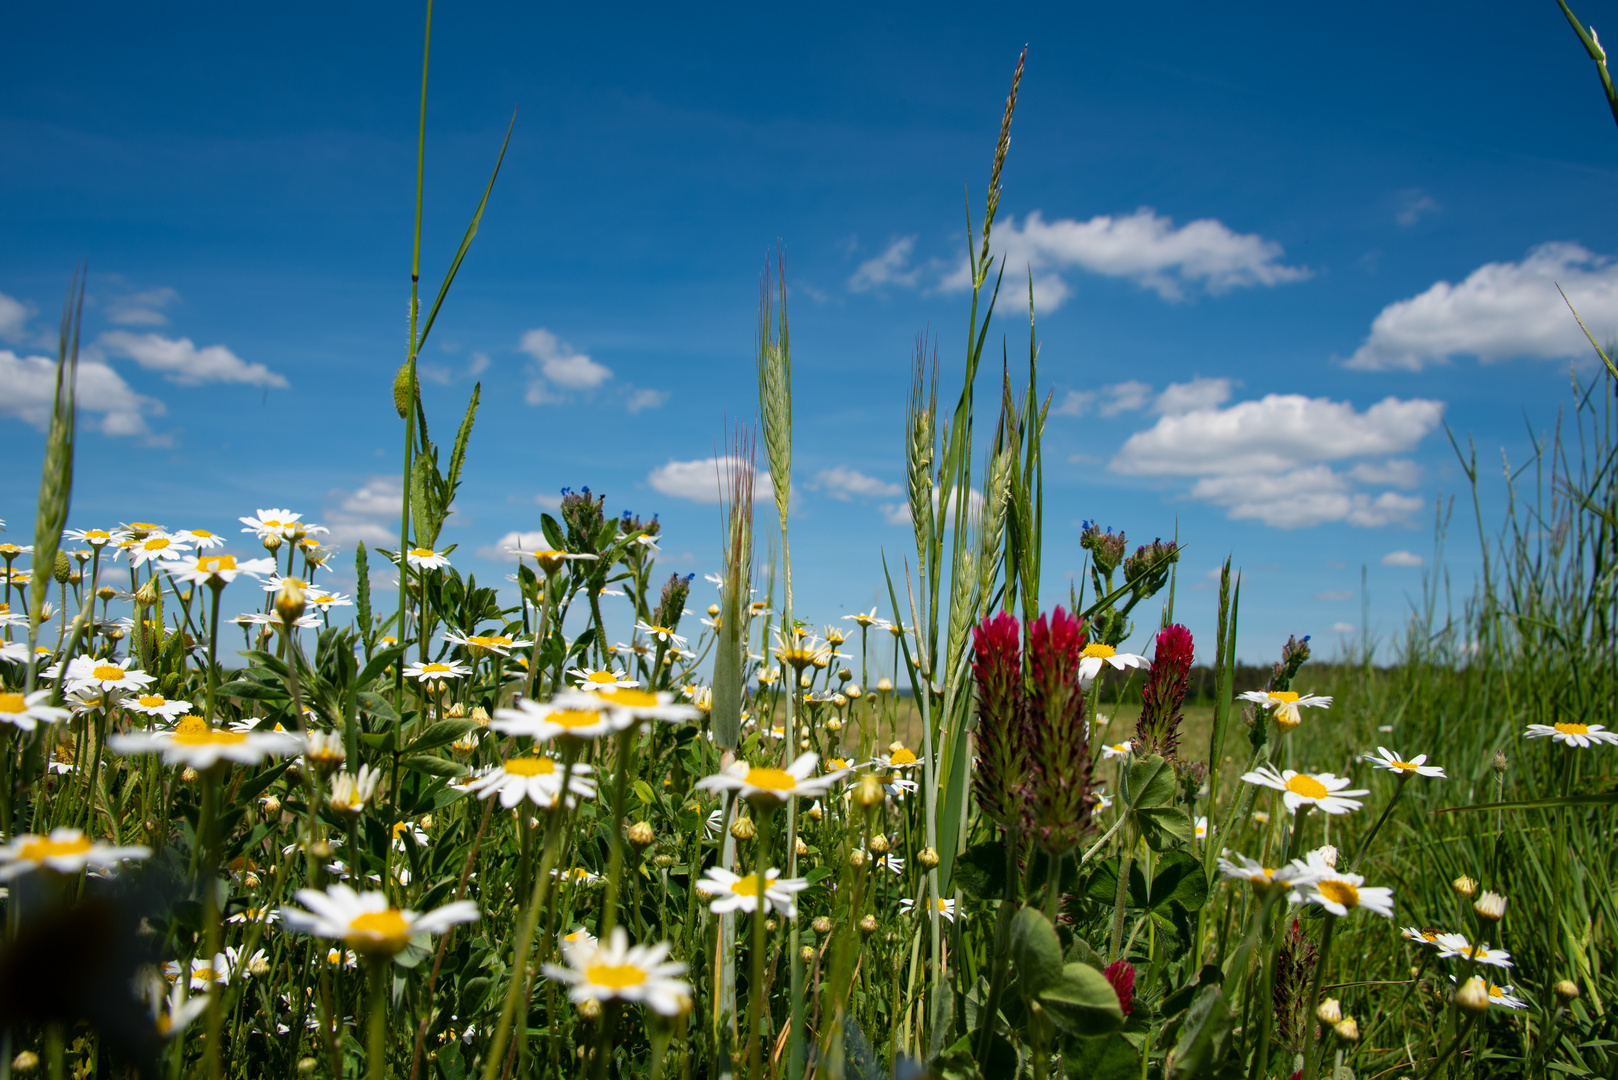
top-left (479, 748), bottom-right (577, 1080)
top-left (367, 958), bottom-right (389, 1080)
top-left (746, 802), bottom-right (776, 1080)
top-left (1247, 915), bottom-right (1285, 1080)
top-left (1108, 826), bottom-right (1136, 962)
top-left (1347, 772), bottom-right (1410, 873)
top-left (201, 767), bottom-right (224, 1080)
top-left (1420, 1010), bottom-right (1480, 1080)
top-left (599, 720), bottom-right (641, 936)
top-left (974, 827), bottom-right (1020, 1064)
top-left (205, 583), bottom-right (224, 724)
top-left (1299, 913), bottom-right (1338, 1080)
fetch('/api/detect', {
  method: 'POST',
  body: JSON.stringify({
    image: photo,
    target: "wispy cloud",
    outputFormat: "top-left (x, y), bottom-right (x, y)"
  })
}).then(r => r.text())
top-left (322, 475), bottom-right (404, 547)
top-left (647, 457), bottom-right (774, 504)
top-left (105, 286), bottom-right (180, 327)
top-left (1346, 243), bottom-right (1618, 371)
top-left (0, 292), bottom-right (32, 341)
top-left (848, 237), bottom-right (920, 292)
top-left (99, 330), bottom-right (287, 388)
top-left (1381, 550), bottom-right (1424, 567)
top-left (0, 349), bottom-right (164, 440)
top-left (1395, 189), bottom-right (1438, 227)
top-left (813, 466), bottom-right (902, 500)
top-left (519, 328), bottom-right (665, 412)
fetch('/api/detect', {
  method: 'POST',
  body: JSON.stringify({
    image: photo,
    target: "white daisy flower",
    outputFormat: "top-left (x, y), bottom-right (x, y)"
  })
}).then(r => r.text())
top-left (900, 896), bottom-right (960, 923)
top-left (163, 554), bottom-right (278, 587)
top-left (226, 906), bottom-right (280, 927)
top-left (1101, 741), bottom-right (1133, 761)
top-left (1432, 934), bottom-right (1513, 969)
top-left (56, 656), bottom-right (156, 695)
top-left (491, 698), bottom-right (634, 742)
top-left (1077, 642), bottom-right (1148, 683)
top-left (541, 926), bottom-right (691, 1017)
top-left (1449, 976), bottom-right (1527, 1009)
top-left (1215, 852), bottom-right (1321, 897)
top-left (0, 828), bottom-right (150, 880)
top-left (1525, 721), bottom-right (1618, 748)
top-left (697, 866), bottom-right (809, 918)
top-left (444, 630), bottom-right (531, 656)
top-left (164, 952), bottom-right (230, 991)
top-left (0, 690), bottom-right (70, 732)
top-left (873, 853), bottom-right (905, 876)
top-left (1194, 816), bottom-right (1211, 844)
top-left (702, 807), bottom-right (724, 839)
top-left (842, 607), bottom-right (880, 627)
top-left (238, 509), bottom-right (308, 540)
top-left (553, 867), bottom-right (603, 886)
top-left (110, 715), bottom-right (302, 770)
top-left (569, 667), bottom-right (640, 690)
top-left (174, 528), bottom-right (226, 549)
top-left (147, 977), bottom-right (210, 1039)
top-left (587, 687), bottom-right (702, 725)
top-left (125, 693), bottom-right (192, 721)
top-left (1237, 689), bottom-right (1333, 730)
top-left (464, 755), bottom-right (597, 809)
top-left (1291, 850), bottom-right (1394, 918)
top-left (1363, 747), bottom-right (1447, 778)
top-left (328, 766), bottom-right (382, 815)
top-left (695, 752), bottom-right (849, 804)
top-left (280, 883), bottom-right (479, 957)
top-left (232, 611), bottom-right (320, 630)
top-left (126, 532), bottom-right (193, 567)
top-left (633, 620), bottom-right (688, 649)
top-left (325, 948), bottom-right (359, 969)
top-left (1240, 764), bottom-right (1368, 816)
top-left (403, 548), bottom-right (451, 571)
top-left (402, 660), bottom-right (472, 682)
top-left (64, 528), bottom-right (118, 549)
top-left (1092, 788), bottom-right (1115, 814)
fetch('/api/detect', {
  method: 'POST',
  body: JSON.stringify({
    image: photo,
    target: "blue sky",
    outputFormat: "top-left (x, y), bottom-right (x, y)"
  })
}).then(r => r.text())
top-left (4, 1), bottom-right (1618, 664)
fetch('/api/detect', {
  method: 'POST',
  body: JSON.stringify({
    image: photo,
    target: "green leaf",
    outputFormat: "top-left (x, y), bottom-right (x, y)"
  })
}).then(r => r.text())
top-left (1168, 985), bottom-right (1236, 1080)
top-left (1063, 1032), bottom-right (1139, 1079)
top-left (216, 680), bottom-right (287, 703)
top-left (358, 645), bottom-right (407, 691)
top-left (1138, 805), bottom-right (1195, 851)
top-left (235, 762), bottom-right (290, 807)
top-left (1436, 790), bottom-right (1618, 814)
top-left (1009, 905), bottom-right (1064, 998)
top-left (1149, 851), bottom-right (1209, 913)
top-left (400, 754), bottom-right (466, 778)
top-left (1126, 754), bottom-right (1177, 809)
top-left (403, 719), bottom-right (479, 754)
top-left (632, 779), bottom-right (656, 806)
top-left (955, 838), bottom-right (1010, 900)
top-left (1039, 962), bottom-right (1124, 1036)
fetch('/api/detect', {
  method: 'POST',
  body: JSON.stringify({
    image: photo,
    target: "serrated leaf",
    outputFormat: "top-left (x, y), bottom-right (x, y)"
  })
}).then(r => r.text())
top-left (1039, 962), bottom-right (1124, 1036)
top-left (1009, 906), bottom-right (1064, 998)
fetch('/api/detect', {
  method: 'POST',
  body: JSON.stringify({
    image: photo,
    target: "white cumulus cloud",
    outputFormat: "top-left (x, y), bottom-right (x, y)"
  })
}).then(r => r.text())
top-left (944, 208), bottom-right (1310, 308)
top-left (99, 330), bottom-right (287, 388)
top-left (849, 237), bottom-right (920, 292)
top-left (1381, 550), bottom-right (1424, 567)
top-left (477, 530), bottom-right (549, 561)
top-left (1155, 377), bottom-right (1232, 416)
top-left (1051, 381), bottom-right (1154, 418)
top-left (520, 328), bottom-right (612, 393)
top-left (647, 457), bottom-right (775, 505)
top-left (323, 475), bottom-right (404, 547)
top-left (1345, 243), bottom-right (1618, 371)
top-left (0, 349), bottom-right (163, 439)
top-left (815, 467), bottom-right (902, 500)
top-left (1110, 393), bottom-right (1443, 529)
top-left (0, 292), bottom-right (30, 341)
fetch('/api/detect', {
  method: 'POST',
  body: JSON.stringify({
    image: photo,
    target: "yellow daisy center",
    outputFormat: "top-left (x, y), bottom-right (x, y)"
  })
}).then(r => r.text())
top-left (138, 695), bottom-right (166, 708)
top-left (1317, 879), bottom-right (1360, 909)
top-left (1488, 984), bottom-right (1506, 1000)
top-left (600, 688), bottom-right (658, 708)
top-left (503, 757), bottom-right (557, 777)
top-left (1285, 774), bottom-right (1330, 800)
top-left (174, 729), bottom-right (248, 747)
top-left (1388, 758), bottom-right (1418, 771)
top-left (142, 538), bottom-right (171, 551)
top-left (85, 531), bottom-right (110, 541)
top-left (1081, 643), bottom-right (1115, 659)
top-left (347, 909), bottom-right (410, 947)
top-left (585, 963), bottom-right (649, 990)
top-left (729, 873), bottom-right (768, 897)
top-left (198, 555), bottom-right (236, 573)
top-left (890, 748), bottom-right (918, 766)
top-left (18, 834), bottom-right (92, 861)
top-left (128, 522), bottom-right (159, 531)
top-left (92, 664), bottom-right (126, 682)
top-left (744, 767), bottom-right (796, 791)
top-left (1555, 722), bottom-right (1590, 735)
top-left (547, 710), bottom-right (602, 730)
top-left (410, 548), bottom-right (436, 558)
top-left (585, 671), bottom-right (621, 684)
top-left (1248, 870), bottom-right (1276, 885)
top-left (191, 964), bottom-right (222, 982)
top-left (188, 530), bottom-right (214, 538)
top-left (1269, 691), bottom-right (1301, 704)
top-left (419, 664), bottom-right (454, 675)
top-left (0, 693), bottom-right (27, 714)
top-left (174, 715), bottom-right (209, 736)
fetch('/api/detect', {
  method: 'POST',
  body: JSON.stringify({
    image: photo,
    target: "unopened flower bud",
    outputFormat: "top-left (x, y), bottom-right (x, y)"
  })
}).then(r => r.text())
top-left (832, 694), bottom-right (847, 708)
top-left (248, 954), bottom-right (272, 977)
top-left (471, 706), bottom-right (490, 726)
top-left (918, 847), bottom-right (940, 869)
top-left (445, 702), bottom-right (466, 718)
top-left (52, 550), bottom-right (71, 584)
top-left (628, 821), bottom-right (655, 850)
top-left (877, 678), bottom-right (893, 694)
top-left (1452, 875), bottom-right (1478, 899)
top-left (847, 849), bottom-right (867, 869)
top-left (707, 604), bottom-right (720, 617)
top-left (867, 834), bottom-right (889, 856)
top-left (653, 853), bottom-right (674, 868)
top-left (807, 802), bottom-right (822, 821)
top-left (1454, 976), bottom-right (1490, 1014)
top-left (764, 919), bottom-right (777, 933)
top-left (859, 914), bottom-right (878, 935)
top-left (310, 840), bottom-right (334, 861)
top-left (836, 667), bottom-right (852, 683)
top-left (1333, 1016), bottom-right (1359, 1042)
top-left (1315, 845), bottom-right (1339, 869)
top-left (796, 837), bottom-right (809, 857)
top-left (1492, 751), bottom-right (1508, 774)
top-left (1474, 891), bottom-right (1507, 924)
top-left (846, 684), bottom-right (862, 699)
top-left (1316, 998), bottom-right (1342, 1024)
top-left (730, 817), bottom-right (755, 841)
top-left (812, 916), bottom-right (832, 936)
top-left (244, 872), bottom-right (261, 889)
top-left (134, 579), bottom-right (160, 606)
top-left (825, 717), bottom-right (843, 734)
top-left (1555, 979), bottom-right (1581, 1000)
top-left (297, 1059), bottom-right (317, 1076)
top-left (262, 533), bottom-right (283, 554)
top-left (855, 775), bottom-right (883, 808)
top-left (181, 767), bottom-right (199, 784)
top-left (261, 795), bottom-right (281, 818)
top-left (13, 1051), bottom-right (39, 1074)
top-left (799, 738), bottom-right (811, 750)
top-left (576, 997), bottom-right (602, 1021)
top-left (275, 579), bottom-right (306, 624)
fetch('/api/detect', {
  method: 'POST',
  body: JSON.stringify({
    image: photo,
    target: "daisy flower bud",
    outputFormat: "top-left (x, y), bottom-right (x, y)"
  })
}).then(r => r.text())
top-left (274, 579), bottom-right (306, 624)
top-left (858, 914), bottom-right (878, 935)
top-left (1492, 751), bottom-right (1508, 774)
top-left (867, 834), bottom-right (889, 856)
top-left (628, 822), bottom-right (655, 850)
top-left (799, 945), bottom-right (815, 964)
top-left (795, 837), bottom-right (808, 857)
top-left (13, 1051), bottom-right (39, 1074)
top-left (576, 998), bottom-right (602, 1020)
top-left (1316, 998), bottom-right (1342, 1024)
top-left (1454, 976), bottom-right (1490, 1014)
top-left (1333, 1016), bottom-right (1359, 1042)
top-left (812, 916), bottom-right (832, 936)
top-left (825, 717), bottom-right (843, 733)
top-left (1452, 875), bottom-right (1478, 899)
top-left (855, 775), bottom-right (883, 808)
top-left (729, 817), bottom-right (755, 841)
top-left (847, 849), bottom-right (867, 869)
top-left (1474, 891), bottom-right (1507, 924)
top-left (918, 847), bottom-right (940, 869)
top-left (1555, 979), bottom-right (1582, 1001)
